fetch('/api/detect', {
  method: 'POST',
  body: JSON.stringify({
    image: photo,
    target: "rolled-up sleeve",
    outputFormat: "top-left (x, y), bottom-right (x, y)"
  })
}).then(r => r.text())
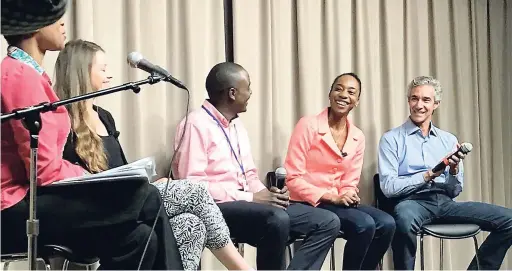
top-left (378, 134), bottom-right (426, 198)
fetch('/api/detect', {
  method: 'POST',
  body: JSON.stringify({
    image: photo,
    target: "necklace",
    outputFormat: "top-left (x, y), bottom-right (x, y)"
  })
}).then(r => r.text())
top-left (330, 121), bottom-right (347, 149)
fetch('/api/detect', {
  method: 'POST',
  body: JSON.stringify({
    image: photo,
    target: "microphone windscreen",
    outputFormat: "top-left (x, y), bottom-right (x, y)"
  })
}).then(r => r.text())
top-left (275, 167), bottom-right (287, 177)
top-left (460, 142), bottom-right (473, 153)
top-left (274, 167), bottom-right (286, 189)
top-left (127, 52), bottom-right (143, 67)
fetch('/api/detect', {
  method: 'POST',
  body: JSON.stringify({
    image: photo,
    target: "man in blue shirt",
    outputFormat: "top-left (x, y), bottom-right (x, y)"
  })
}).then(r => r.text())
top-left (378, 76), bottom-right (512, 270)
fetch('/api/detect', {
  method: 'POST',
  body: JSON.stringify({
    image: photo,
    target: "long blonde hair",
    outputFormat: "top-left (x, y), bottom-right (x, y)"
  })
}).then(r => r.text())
top-left (54, 39), bottom-right (108, 173)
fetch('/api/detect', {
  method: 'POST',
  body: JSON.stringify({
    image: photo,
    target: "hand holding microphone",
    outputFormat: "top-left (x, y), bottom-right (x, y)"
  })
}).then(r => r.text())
top-left (255, 167), bottom-right (289, 209)
top-left (254, 187), bottom-right (289, 209)
top-left (424, 142), bottom-right (473, 183)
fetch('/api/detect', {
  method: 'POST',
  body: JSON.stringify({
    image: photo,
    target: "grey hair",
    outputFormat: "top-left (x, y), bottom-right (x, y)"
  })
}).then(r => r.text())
top-left (407, 76), bottom-right (442, 102)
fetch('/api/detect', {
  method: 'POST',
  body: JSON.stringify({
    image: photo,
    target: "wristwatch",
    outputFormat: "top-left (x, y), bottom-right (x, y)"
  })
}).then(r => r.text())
top-left (449, 167), bottom-right (458, 175)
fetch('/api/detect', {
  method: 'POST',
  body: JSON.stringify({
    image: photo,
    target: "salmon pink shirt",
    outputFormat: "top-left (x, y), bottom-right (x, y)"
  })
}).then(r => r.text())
top-left (172, 100), bottom-right (266, 203)
top-left (1, 47), bottom-right (84, 210)
top-left (284, 108), bottom-right (365, 206)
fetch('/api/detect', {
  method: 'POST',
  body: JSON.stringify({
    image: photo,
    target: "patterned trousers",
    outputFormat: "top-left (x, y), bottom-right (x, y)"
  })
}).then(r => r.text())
top-left (152, 180), bottom-right (231, 270)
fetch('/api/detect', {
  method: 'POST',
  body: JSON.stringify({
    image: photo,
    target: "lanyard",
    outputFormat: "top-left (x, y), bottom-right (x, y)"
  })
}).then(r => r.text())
top-left (202, 105), bottom-right (246, 177)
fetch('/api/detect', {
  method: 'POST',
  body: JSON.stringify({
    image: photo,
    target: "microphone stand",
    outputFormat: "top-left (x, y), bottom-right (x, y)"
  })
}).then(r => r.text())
top-left (1, 74), bottom-right (164, 270)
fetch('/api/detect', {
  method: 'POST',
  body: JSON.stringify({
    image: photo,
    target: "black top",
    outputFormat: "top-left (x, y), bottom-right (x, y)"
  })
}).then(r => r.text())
top-left (63, 105), bottom-right (128, 171)
top-left (100, 134), bottom-right (126, 169)
top-left (53, 106), bottom-right (150, 229)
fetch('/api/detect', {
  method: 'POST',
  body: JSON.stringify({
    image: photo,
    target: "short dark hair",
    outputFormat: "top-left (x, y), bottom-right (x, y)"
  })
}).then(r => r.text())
top-left (3, 33), bottom-right (34, 47)
top-left (205, 62), bottom-right (246, 103)
top-left (330, 72), bottom-right (362, 97)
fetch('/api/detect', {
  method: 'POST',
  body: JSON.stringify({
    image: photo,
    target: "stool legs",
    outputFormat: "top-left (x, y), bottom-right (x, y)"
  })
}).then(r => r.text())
top-left (440, 239), bottom-right (444, 270)
top-left (62, 259), bottom-right (69, 271)
top-left (237, 243), bottom-right (244, 257)
top-left (330, 244), bottom-right (335, 270)
top-left (420, 233), bottom-right (425, 271)
top-left (287, 244), bottom-right (293, 263)
top-left (472, 236), bottom-right (480, 270)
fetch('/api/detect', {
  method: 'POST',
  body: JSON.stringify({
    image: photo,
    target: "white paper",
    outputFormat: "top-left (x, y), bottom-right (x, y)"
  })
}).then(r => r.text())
top-left (52, 157), bottom-right (157, 185)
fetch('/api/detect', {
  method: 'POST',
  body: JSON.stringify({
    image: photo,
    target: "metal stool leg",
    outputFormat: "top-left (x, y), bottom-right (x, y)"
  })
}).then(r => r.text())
top-left (286, 244), bottom-right (293, 263)
top-left (440, 238), bottom-right (444, 270)
top-left (62, 259), bottom-right (70, 271)
top-left (420, 234), bottom-right (425, 271)
top-left (472, 236), bottom-right (480, 270)
top-left (237, 243), bottom-right (244, 257)
top-left (330, 244), bottom-right (335, 271)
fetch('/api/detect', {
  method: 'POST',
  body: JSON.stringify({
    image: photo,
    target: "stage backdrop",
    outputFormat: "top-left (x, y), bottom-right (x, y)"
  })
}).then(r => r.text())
top-left (1, 0), bottom-right (510, 269)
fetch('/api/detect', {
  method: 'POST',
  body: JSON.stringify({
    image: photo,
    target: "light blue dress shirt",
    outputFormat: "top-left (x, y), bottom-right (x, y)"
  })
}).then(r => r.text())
top-left (378, 118), bottom-right (464, 198)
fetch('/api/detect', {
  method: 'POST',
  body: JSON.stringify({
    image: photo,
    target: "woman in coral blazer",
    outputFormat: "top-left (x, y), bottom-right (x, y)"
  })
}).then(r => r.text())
top-left (284, 73), bottom-right (396, 270)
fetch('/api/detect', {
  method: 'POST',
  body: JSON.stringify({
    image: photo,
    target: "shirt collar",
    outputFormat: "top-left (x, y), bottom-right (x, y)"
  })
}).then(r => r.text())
top-left (202, 100), bottom-right (239, 128)
top-left (317, 107), bottom-right (359, 141)
top-left (7, 46), bottom-right (45, 75)
top-left (404, 117), bottom-right (438, 137)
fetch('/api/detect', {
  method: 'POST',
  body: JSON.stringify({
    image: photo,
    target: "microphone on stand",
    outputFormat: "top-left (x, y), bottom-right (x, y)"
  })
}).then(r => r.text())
top-left (127, 52), bottom-right (187, 90)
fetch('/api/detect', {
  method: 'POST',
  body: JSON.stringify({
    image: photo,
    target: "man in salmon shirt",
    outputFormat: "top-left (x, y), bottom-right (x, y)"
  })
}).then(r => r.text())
top-left (172, 62), bottom-right (341, 270)
top-left (284, 73), bottom-right (396, 270)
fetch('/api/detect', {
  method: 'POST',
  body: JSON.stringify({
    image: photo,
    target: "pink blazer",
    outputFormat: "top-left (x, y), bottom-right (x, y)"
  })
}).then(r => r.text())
top-left (284, 108), bottom-right (365, 206)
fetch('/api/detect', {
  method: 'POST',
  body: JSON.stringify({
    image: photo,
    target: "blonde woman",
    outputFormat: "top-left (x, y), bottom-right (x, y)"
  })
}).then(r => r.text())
top-left (55, 39), bottom-right (251, 271)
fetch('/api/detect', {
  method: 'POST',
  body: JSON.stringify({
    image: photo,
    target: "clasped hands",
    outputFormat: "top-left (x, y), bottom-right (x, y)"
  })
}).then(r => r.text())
top-left (324, 190), bottom-right (360, 207)
top-left (253, 186), bottom-right (290, 209)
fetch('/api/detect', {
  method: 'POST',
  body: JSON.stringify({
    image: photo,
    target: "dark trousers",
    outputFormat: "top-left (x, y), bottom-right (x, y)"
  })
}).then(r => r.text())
top-left (392, 192), bottom-right (512, 270)
top-left (1, 184), bottom-right (183, 270)
top-left (218, 201), bottom-right (340, 270)
top-left (318, 204), bottom-right (396, 270)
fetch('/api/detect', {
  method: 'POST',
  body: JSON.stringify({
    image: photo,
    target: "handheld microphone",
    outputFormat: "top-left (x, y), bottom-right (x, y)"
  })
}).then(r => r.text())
top-left (274, 167), bottom-right (287, 190)
top-left (432, 142), bottom-right (473, 172)
top-left (127, 52), bottom-right (187, 90)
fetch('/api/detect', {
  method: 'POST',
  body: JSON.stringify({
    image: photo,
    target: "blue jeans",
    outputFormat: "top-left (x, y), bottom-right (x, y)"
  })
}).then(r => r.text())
top-left (319, 204), bottom-right (396, 270)
top-left (392, 192), bottom-right (512, 270)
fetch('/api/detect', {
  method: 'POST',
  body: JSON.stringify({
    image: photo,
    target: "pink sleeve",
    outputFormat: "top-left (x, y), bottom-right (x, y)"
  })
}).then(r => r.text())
top-left (2, 70), bottom-right (83, 185)
top-left (241, 133), bottom-right (266, 193)
top-left (343, 136), bottom-right (365, 193)
top-left (284, 117), bottom-right (326, 206)
top-left (172, 122), bottom-right (209, 180)
top-left (173, 121), bottom-right (255, 202)
top-left (244, 156), bottom-right (266, 193)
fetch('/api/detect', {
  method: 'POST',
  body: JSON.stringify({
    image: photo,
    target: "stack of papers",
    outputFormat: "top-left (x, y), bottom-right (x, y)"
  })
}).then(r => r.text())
top-left (51, 157), bottom-right (158, 186)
